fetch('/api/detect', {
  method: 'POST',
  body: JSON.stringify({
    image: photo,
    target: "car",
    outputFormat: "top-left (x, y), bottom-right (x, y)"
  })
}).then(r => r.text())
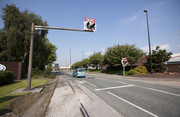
top-left (72, 68), bottom-right (86, 78)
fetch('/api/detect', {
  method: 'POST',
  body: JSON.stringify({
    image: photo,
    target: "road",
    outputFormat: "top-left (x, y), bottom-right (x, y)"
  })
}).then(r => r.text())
top-left (61, 72), bottom-right (180, 117)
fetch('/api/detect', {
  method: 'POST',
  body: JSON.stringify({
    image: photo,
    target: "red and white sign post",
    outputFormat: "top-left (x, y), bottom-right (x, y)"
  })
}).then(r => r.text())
top-left (121, 58), bottom-right (128, 77)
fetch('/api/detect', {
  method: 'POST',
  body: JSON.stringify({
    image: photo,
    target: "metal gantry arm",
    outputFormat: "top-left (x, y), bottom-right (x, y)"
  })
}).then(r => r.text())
top-left (27, 23), bottom-right (93, 90)
top-left (34, 25), bottom-right (93, 32)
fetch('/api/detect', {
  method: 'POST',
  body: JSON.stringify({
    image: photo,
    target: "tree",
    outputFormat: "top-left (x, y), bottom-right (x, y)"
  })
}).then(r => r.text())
top-left (72, 61), bottom-right (82, 69)
top-left (45, 39), bottom-right (57, 64)
top-left (144, 46), bottom-right (172, 73)
top-left (103, 44), bottom-right (145, 66)
top-left (81, 58), bottom-right (89, 69)
top-left (0, 4), bottom-right (57, 70)
top-left (72, 58), bottom-right (89, 69)
top-left (89, 52), bottom-right (103, 69)
top-left (0, 4), bottom-right (25, 61)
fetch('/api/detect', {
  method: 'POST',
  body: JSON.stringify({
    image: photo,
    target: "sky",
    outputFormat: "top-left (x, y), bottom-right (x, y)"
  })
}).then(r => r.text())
top-left (0, 0), bottom-right (180, 67)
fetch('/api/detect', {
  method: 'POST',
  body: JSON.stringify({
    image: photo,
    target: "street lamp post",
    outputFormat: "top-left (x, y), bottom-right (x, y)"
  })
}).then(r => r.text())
top-left (144, 10), bottom-right (153, 74)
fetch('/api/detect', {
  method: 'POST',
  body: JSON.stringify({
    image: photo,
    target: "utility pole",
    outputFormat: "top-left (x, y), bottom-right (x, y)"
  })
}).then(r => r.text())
top-left (70, 48), bottom-right (71, 71)
top-left (66, 60), bottom-right (67, 67)
top-left (27, 23), bottom-right (34, 90)
top-left (144, 10), bottom-right (153, 74)
top-left (82, 51), bottom-right (84, 59)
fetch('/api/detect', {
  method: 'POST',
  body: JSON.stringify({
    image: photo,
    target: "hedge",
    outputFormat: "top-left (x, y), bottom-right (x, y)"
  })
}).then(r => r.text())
top-left (128, 66), bottom-right (148, 75)
top-left (0, 71), bottom-right (14, 85)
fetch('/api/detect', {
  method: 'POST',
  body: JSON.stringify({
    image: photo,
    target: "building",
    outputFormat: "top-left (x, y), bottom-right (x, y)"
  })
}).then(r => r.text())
top-left (166, 54), bottom-right (180, 73)
top-left (52, 63), bottom-right (60, 71)
top-left (59, 66), bottom-right (71, 71)
top-left (132, 54), bottom-right (180, 73)
top-left (132, 56), bottom-right (147, 67)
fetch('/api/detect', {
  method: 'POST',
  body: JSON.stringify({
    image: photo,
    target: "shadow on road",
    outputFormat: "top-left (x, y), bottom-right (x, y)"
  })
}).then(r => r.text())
top-left (53, 71), bottom-right (64, 75)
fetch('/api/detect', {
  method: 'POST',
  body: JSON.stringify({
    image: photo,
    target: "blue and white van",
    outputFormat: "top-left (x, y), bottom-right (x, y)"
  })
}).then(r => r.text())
top-left (72, 68), bottom-right (86, 78)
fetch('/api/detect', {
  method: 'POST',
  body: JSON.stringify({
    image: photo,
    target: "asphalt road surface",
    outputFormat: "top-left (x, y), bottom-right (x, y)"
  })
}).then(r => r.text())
top-left (61, 72), bottom-right (180, 117)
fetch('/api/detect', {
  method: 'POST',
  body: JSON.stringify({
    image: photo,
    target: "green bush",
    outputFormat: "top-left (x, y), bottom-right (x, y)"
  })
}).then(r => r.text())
top-left (0, 71), bottom-right (14, 85)
top-left (128, 69), bottom-right (135, 75)
top-left (32, 67), bottom-right (43, 75)
top-left (32, 65), bottom-right (55, 79)
top-left (128, 66), bottom-right (148, 75)
top-left (118, 70), bottom-right (129, 76)
top-left (43, 67), bottom-right (55, 78)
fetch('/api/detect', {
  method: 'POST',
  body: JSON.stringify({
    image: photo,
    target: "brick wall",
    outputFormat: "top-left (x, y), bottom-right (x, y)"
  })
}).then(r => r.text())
top-left (167, 64), bottom-right (180, 73)
top-left (0, 61), bottom-right (27, 80)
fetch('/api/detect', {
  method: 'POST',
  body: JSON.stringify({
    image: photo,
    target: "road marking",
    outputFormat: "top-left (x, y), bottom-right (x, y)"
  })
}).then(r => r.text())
top-left (84, 81), bottom-right (97, 87)
top-left (96, 78), bottom-right (116, 82)
top-left (113, 81), bottom-right (129, 84)
top-left (95, 84), bottom-right (134, 91)
top-left (107, 91), bottom-right (159, 117)
top-left (135, 85), bottom-right (180, 97)
top-left (87, 73), bottom-right (123, 78)
top-left (96, 78), bottom-right (129, 85)
top-left (96, 77), bottom-right (180, 97)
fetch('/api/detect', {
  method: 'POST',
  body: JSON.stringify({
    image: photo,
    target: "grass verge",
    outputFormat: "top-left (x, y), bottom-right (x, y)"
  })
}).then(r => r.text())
top-left (6, 79), bottom-right (57, 117)
top-left (0, 79), bottom-right (48, 112)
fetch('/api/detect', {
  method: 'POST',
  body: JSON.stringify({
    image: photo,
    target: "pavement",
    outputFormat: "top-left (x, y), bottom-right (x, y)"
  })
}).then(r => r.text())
top-left (45, 74), bottom-right (123, 117)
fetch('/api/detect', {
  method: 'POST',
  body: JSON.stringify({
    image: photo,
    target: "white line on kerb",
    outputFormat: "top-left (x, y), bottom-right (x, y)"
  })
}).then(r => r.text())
top-left (95, 85), bottom-right (134, 91)
top-left (84, 81), bottom-right (97, 87)
top-left (107, 91), bottom-right (159, 117)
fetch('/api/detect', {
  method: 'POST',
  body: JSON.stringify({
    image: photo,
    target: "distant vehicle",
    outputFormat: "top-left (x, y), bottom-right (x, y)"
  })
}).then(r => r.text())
top-left (72, 68), bottom-right (86, 78)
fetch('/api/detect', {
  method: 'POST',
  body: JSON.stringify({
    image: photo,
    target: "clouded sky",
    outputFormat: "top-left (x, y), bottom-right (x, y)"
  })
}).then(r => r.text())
top-left (0, 0), bottom-right (180, 66)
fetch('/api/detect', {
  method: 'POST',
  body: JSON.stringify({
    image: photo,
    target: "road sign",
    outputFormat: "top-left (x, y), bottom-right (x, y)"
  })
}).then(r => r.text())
top-left (0, 64), bottom-right (6, 71)
top-left (84, 17), bottom-right (96, 31)
top-left (121, 58), bottom-right (128, 67)
top-left (121, 58), bottom-right (128, 77)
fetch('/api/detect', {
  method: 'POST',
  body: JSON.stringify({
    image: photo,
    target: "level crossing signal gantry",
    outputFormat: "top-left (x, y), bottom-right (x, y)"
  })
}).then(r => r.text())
top-left (27, 18), bottom-right (96, 90)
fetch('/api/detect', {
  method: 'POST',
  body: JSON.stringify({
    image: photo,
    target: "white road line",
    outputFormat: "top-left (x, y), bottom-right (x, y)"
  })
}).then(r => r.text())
top-left (95, 77), bottom-right (180, 97)
top-left (95, 85), bottom-right (134, 91)
top-left (87, 73), bottom-right (123, 78)
top-left (113, 81), bottom-right (129, 85)
top-left (96, 78), bottom-right (115, 82)
top-left (96, 78), bottom-right (111, 81)
top-left (96, 78), bottom-right (129, 84)
top-left (107, 91), bottom-right (159, 117)
top-left (135, 85), bottom-right (180, 97)
top-left (84, 81), bottom-right (97, 87)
